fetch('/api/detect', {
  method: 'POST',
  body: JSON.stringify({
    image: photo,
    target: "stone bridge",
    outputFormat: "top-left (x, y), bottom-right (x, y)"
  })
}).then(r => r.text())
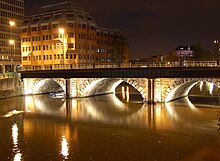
top-left (23, 77), bottom-right (220, 103)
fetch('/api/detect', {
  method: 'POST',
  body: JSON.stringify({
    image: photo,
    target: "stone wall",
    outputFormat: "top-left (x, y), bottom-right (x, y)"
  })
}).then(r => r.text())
top-left (0, 77), bottom-right (23, 99)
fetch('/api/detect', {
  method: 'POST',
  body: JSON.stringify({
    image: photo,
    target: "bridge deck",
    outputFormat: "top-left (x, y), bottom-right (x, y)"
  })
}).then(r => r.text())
top-left (20, 67), bottom-right (220, 79)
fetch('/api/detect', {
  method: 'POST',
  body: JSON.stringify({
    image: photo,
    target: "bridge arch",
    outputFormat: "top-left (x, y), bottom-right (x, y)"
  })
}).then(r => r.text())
top-left (23, 78), bottom-right (65, 95)
top-left (78, 78), bottom-right (148, 100)
top-left (164, 78), bottom-right (220, 102)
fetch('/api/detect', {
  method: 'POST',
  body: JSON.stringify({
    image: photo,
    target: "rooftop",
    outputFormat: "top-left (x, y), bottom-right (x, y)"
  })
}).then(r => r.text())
top-left (34, 1), bottom-right (87, 15)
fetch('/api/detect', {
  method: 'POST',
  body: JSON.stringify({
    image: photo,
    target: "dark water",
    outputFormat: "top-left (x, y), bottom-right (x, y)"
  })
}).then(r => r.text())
top-left (0, 92), bottom-right (220, 160)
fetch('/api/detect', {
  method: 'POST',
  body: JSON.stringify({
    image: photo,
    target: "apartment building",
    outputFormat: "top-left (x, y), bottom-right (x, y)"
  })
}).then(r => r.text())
top-left (0, 0), bottom-right (24, 72)
top-left (21, 1), bottom-right (129, 70)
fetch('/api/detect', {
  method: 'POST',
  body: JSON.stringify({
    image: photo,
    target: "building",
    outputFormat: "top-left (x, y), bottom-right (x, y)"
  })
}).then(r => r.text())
top-left (176, 46), bottom-right (194, 58)
top-left (0, 0), bottom-right (24, 73)
top-left (212, 39), bottom-right (220, 59)
top-left (21, 1), bottom-right (129, 70)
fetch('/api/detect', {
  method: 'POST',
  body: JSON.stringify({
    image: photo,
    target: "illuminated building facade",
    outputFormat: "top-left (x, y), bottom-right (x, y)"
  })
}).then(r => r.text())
top-left (21, 1), bottom-right (129, 70)
top-left (0, 0), bottom-right (24, 73)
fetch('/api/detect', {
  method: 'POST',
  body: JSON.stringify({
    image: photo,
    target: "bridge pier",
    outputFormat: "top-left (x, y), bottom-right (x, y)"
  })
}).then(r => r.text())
top-left (65, 79), bottom-right (71, 98)
top-left (147, 79), bottom-right (155, 104)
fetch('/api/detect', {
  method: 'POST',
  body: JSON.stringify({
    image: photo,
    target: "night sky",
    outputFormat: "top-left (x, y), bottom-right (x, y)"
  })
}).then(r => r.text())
top-left (25, 0), bottom-right (220, 59)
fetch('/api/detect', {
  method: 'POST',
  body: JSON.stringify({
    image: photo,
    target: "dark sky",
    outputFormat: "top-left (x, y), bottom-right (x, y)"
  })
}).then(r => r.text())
top-left (25, 0), bottom-right (220, 59)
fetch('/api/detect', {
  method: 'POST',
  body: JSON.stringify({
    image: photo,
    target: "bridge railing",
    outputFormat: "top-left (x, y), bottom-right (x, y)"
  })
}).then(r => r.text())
top-left (19, 60), bottom-right (220, 71)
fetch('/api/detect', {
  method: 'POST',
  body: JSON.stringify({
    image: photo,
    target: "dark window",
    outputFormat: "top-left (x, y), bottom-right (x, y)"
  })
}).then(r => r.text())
top-left (68, 43), bottom-right (74, 48)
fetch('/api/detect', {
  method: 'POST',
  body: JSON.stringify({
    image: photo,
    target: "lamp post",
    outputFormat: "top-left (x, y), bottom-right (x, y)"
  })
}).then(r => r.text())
top-left (59, 28), bottom-right (65, 69)
top-left (9, 40), bottom-right (15, 72)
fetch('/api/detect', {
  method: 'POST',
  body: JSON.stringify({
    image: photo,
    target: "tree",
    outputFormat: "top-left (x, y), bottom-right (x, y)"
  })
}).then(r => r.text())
top-left (111, 32), bottom-right (129, 64)
top-left (192, 44), bottom-right (207, 60)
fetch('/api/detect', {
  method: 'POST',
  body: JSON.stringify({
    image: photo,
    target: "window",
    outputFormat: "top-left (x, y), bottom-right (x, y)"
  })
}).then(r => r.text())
top-left (32, 27), bottom-right (37, 31)
top-left (41, 26), bottom-right (47, 30)
top-left (53, 33), bottom-right (59, 39)
top-left (53, 24), bottom-right (58, 29)
top-left (68, 43), bottom-right (74, 48)
top-left (82, 24), bottom-right (86, 29)
top-left (68, 32), bottom-right (74, 38)
top-left (68, 23), bottom-right (74, 28)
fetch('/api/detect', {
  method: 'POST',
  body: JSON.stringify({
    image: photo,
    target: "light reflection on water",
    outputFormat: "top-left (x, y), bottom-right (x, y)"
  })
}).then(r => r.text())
top-left (0, 93), bottom-right (219, 161)
top-left (61, 136), bottom-right (69, 159)
top-left (21, 94), bottom-right (220, 133)
top-left (12, 123), bottom-right (22, 161)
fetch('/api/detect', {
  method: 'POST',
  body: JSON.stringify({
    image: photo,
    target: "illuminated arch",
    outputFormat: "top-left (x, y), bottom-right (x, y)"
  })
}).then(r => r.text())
top-left (23, 78), bottom-right (65, 95)
top-left (79, 78), bottom-right (148, 100)
top-left (164, 78), bottom-right (220, 103)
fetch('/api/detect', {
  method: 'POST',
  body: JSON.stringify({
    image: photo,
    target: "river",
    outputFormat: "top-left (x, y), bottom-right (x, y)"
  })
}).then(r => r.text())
top-left (0, 83), bottom-right (220, 161)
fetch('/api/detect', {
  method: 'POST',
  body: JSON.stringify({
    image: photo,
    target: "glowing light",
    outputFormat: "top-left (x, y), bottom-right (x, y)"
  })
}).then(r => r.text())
top-left (12, 123), bottom-right (18, 146)
top-left (209, 82), bottom-right (214, 95)
top-left (122, 86), bottom-right (125, 99)
top-left (61, 136), bottom-right (69, 159)
top-left (110, 79), bottom-right (123, 93)
top-left (23, 79), bottom-right (33, 95)
top-left (165, 81), bottom-right (198, 102)
top-left (59, 28), bottom-right (64, 35)
top-left (199, 81), bottom-right (203, 91)
top-left (126, 86), bottom-right (130, 102)
top-left (81, 79), bottom-right (104, 96)
top-left (25, 96), bottom-right (34, 112)
top-left (14, 153), bottom-right (22, 161)
top-left (9, 39), bottom-right (15, 45)
top-left (165, 103), bottom-right (178, 120)
top-left (9, 21), bottom-right (15, 26)
top-left (12, 123), bottom-right (22, 161)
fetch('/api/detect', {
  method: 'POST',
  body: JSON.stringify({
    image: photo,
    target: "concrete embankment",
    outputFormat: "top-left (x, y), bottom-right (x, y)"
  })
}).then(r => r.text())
top-left (0, 77), bottom-right (23, 99)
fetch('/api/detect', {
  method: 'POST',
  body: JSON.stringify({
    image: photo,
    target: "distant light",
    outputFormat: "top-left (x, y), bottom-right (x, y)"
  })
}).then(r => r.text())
top-left (9, 39), bottom-right (15, 45)
top-left (59, 28), bottom-right (64, 34)
top-left (9, 21), bottom-right (15, 26)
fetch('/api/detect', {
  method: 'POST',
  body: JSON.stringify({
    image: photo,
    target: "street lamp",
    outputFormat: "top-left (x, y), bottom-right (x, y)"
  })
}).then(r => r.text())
top-left (9, 21), bottom-right (15, 72)
top-left (59, 28), bottom-right (65, 69)
top-left (9, 21), bottom-right (15, 35)
top-left (9, 39), bottom-right (15, 72)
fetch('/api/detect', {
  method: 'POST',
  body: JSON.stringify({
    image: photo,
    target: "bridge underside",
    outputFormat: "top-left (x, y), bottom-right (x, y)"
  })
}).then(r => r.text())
top-left (22, 78), bottom-right (220, 103)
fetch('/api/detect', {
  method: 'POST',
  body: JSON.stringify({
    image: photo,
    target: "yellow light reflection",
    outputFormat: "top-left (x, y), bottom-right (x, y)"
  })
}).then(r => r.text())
top-left (165, 103), bottom-right (178, 121)
top-left (122, 86), bottom-right (125, 99)
top-left (12, 123), bottom-right (18, 146)
top-left (61, 136), bottom-right (69, 159)
top-left (112, 95), bottom-right (127, 111)
top-left (209, 82), bottom-right (214, 95)
top-left (12, 123), bottom-right (22, 161)
top-left (25, 96), bottom-right (34, 112)
top-left (14, 153), bottom-right (22, 161)
top-left (126, 86), bottom-right (130, 102)
top-left (200, 81), bottom-right (203, 92)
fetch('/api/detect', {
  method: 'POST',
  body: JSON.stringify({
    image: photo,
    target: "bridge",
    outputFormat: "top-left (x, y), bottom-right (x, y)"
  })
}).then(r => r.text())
top-left (20, 66), bottom-right (220, 104)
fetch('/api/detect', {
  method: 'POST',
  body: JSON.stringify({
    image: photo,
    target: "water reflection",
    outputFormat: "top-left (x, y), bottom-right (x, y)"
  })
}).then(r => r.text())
top-left (61, 136), bottom-right (69, 159)
top-left (121, 85), bottom-right (130, 102)
top-left (22, 94), bottom-right (220, 133)
top-left (12, 123), bottom-right (22, 161)
top-left (12, 123), bottom-right (18, 146)
top-left (0, 92), bottom-right (220, 161)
